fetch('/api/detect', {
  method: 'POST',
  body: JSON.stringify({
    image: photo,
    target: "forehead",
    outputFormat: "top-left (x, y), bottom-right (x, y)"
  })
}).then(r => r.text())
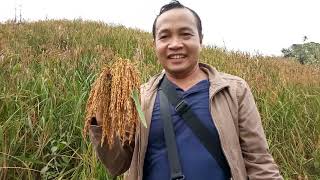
top-left (155, 8), bottom-right (198, 33)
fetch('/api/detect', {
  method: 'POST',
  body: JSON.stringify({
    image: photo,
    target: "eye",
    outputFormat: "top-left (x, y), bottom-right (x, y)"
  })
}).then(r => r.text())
top-left (182, 33), bottom-right (191, 36)
top-left (158, 35), bottom-right (168, 40)
top-left (181, 32), bottom-right (193, 40)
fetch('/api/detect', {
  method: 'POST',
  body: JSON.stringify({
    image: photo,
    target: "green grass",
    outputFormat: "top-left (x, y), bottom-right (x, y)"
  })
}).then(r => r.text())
top-left (0, 19), bottom-right (319, 179)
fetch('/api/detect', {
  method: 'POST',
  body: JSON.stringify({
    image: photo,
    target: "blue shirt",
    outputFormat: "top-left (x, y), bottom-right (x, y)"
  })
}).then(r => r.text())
top-left (143, 80), bottom-right (229, 180)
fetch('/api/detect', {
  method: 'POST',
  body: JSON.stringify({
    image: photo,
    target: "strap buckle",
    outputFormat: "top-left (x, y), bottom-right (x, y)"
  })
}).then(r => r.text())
top-left (175, 100), bottom-right (190, 114)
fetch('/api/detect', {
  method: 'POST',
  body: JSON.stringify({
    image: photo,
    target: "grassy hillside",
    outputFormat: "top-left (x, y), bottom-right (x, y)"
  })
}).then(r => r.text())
top-left (0, 20), bottom-right (319, 179)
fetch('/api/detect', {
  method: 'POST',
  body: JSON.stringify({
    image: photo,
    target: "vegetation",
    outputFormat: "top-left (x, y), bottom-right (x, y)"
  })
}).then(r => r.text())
top-left (282, 40), bottom-right (320, 65)
top-left (0, 20), bottom-right (319, 179)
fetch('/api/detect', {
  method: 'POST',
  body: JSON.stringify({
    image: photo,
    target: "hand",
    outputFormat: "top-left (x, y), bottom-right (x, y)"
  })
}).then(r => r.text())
top-left (94, 107), bottom-right (104, 126)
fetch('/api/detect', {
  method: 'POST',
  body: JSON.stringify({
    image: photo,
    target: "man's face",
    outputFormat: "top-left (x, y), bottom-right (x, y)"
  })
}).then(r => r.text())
top-left (154, 8), bottom-right (202, 77)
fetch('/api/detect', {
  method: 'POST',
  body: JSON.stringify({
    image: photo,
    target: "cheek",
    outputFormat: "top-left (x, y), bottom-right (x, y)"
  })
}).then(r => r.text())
top-left (190, 44), bottom-right (201, 56)
top-left (155, 44), bottom-right (166, 57)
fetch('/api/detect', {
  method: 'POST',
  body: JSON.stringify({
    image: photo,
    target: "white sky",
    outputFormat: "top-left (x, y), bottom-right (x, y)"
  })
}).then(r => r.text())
top-left (1, 0), bottom-right (320, 56)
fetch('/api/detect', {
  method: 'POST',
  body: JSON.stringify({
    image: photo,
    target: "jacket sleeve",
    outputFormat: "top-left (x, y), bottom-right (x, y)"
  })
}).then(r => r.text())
top-left (89, 119), bottom-right (134, 177)
top-left (237, 80), bottom-right (283, 180)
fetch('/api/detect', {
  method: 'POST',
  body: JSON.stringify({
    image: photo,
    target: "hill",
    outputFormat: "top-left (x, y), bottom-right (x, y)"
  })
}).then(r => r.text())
top-left (0, 20), bottom-right (319, 179)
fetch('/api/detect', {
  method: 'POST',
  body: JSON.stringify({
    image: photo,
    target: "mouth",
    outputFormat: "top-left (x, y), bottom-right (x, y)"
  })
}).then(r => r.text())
top-left (167, 54), bottom-right (187, 59)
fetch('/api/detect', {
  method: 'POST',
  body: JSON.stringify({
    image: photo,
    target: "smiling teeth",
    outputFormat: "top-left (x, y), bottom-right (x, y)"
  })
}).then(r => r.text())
top-left (170, 55), bottom-right (185, 59)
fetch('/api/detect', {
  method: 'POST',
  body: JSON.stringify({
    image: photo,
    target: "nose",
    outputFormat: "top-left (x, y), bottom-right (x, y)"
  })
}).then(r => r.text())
top-left (168, 37), bottom-right (183, 50)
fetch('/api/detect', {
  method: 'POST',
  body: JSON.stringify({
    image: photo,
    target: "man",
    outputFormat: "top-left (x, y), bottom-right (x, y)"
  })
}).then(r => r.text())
top-left (89, 1), bottom-right (283, 179)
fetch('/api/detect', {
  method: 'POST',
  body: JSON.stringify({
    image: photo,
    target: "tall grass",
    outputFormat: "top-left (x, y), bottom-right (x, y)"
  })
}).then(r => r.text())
top-left (0, 20), bottom-right (319, 179)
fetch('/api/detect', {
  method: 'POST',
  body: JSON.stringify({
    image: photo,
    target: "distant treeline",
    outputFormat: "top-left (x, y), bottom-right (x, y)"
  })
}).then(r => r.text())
top-left (282, 41), bottom-right (320, 65)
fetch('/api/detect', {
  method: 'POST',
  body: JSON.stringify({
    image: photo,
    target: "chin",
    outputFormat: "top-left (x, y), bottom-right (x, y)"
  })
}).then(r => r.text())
top-left (166, 67), bottom-right (187, 75)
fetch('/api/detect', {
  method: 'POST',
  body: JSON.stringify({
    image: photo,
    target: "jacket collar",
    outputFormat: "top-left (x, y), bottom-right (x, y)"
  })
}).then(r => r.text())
top-left (143, 63), bottom-right (230, 97)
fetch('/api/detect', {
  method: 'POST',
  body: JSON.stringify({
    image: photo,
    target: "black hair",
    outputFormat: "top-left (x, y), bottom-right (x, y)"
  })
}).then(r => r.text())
top-left (152, 0), bottom-right (203, 43)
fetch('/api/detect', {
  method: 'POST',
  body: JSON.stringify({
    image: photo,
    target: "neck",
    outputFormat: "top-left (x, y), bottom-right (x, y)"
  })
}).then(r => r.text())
top-left (166, 64), bottom-right (208, 91)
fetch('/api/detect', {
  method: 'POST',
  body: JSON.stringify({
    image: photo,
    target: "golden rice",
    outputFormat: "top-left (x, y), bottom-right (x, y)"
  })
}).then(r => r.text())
top-left (83, 57), bottom-right (140, 148)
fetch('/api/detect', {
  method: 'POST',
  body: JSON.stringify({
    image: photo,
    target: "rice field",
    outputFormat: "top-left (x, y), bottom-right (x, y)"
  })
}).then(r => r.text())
top-left (0, 20), bottom-right (319, 179)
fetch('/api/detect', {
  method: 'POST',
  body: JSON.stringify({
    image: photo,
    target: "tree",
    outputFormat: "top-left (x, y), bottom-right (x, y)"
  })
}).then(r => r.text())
top-left (281, 41), bottom-right (320, 65)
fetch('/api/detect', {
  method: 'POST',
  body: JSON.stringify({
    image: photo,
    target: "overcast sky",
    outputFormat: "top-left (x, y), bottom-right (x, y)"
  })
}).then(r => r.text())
top-left (1, 0), bottom-right (319, 56)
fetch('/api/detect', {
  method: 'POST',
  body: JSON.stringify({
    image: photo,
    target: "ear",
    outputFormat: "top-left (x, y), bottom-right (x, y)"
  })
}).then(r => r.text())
top-left (153, 39), bottom-right (157, 49)
top-left (200, 34), bottom-right (204, 49)
top-left (200, 33), bottom-right (204, 44)
top-left (200, 34), bottom-right (204, 50)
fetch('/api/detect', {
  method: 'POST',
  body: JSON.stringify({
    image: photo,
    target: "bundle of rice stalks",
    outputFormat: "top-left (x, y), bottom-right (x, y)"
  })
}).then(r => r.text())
top-left (83, 57), bottom-right (141, 147)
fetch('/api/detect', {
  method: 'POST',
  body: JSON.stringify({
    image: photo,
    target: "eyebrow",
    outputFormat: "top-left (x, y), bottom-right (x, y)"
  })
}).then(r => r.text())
top-left (179, 27), bottom-right (194, 32)
top-left (157, 29), bottom-right (170, 35)
top-left (157, 27), bottom-right (194, 35)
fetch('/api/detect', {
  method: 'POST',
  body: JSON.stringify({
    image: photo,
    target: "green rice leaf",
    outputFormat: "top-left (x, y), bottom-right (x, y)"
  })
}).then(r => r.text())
top-left (131, 89), bottom-right (147, 128)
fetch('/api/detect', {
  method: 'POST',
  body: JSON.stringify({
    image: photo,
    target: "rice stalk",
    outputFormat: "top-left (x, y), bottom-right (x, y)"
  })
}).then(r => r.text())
top-left (83, 57), bottom-right (140, 148)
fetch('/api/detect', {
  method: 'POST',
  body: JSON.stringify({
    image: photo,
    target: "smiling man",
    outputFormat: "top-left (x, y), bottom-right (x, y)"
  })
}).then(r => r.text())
top-left (89, 1), bottom-right (283, 179)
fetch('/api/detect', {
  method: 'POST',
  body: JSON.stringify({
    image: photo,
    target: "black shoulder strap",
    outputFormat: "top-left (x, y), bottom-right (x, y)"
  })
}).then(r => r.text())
top-left (159, 89), bottom-right (185, 180)
top-left (159, 76), bottom-right (231, 178)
